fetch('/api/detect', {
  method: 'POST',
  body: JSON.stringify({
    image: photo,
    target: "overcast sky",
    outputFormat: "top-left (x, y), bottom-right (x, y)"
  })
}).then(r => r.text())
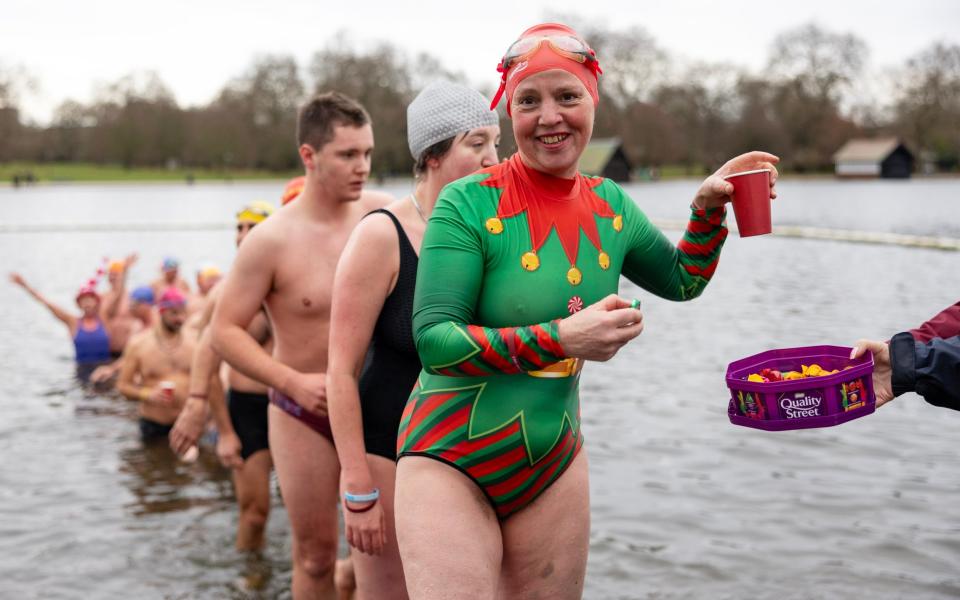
top-left (4, 0), bottom-right (959, 124)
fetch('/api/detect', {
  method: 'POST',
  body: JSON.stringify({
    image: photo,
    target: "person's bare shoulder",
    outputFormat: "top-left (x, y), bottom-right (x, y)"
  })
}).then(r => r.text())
top-left (232, 211), bottom-right (287, 265)
top-left (359, 190), bottom-right (394, 211)
top-left (349, 208), bottom-right (400, 251)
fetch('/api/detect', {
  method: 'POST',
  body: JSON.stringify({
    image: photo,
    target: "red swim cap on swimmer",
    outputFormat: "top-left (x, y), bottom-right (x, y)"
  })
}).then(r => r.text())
top-left (491, 23), bottom-right (602, 116)
top-left (157, 287), bottom-right (187, 311)
top-left (75, 284), bottom-right (100, 304)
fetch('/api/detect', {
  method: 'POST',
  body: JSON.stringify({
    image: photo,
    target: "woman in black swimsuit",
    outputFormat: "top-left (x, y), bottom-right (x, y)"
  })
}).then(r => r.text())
top-left (326, 80), bottom-right (500, 597)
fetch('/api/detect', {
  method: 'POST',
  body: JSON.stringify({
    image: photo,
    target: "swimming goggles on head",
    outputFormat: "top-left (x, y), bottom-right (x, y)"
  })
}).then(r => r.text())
top-left (491, 34), bottom-right (602, 110)
top-left (498, 35), bottom-right (600, 72)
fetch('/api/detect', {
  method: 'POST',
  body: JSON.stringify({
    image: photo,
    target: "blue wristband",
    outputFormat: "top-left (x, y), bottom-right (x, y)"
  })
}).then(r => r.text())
top-left (344, 488), bottom-right (380, 503)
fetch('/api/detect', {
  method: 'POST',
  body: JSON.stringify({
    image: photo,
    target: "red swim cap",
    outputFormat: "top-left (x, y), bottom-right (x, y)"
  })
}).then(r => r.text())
top-left (75, 285), bottom-right (100, 304)
top-left (492, 23), bottom-right (602, 116)
top-left (281, 176), bottom-right (305, 205)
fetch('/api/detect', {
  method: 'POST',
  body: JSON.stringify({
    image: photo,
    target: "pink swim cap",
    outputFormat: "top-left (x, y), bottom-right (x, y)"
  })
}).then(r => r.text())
top-left (157, 287), bottom-right (187, 311)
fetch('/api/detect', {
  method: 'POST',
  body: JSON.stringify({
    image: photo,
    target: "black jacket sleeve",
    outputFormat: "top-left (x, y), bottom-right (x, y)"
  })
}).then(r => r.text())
top-left (890, 332), bottom-right (960, 411)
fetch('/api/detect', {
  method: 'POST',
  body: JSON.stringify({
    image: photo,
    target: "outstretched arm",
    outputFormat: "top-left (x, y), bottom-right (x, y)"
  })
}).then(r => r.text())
top-left (9, 273), bottom-right (77, 333)
top-left (619, 152), bottom-right (777, 302)
top-left (620, 196), bottom-right (728, 302)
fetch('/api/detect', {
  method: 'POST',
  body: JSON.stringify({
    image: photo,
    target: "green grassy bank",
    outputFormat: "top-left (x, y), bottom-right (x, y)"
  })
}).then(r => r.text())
top-left (0, 162), bottom-right (297, 184)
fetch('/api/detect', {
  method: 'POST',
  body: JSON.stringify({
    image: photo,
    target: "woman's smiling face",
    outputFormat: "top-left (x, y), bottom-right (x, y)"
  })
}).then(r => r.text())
top-left (511, 69), bottom-right (595, 179)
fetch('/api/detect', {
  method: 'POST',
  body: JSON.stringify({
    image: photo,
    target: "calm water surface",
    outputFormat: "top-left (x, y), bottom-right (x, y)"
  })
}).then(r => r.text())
top-left (1, 178), bottom-right (958, 599)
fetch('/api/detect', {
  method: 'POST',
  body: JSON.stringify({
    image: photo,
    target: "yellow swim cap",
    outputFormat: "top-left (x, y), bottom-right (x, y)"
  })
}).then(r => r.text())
top-left (236, 200), bottom-right (276, 224)
top-left (198, 264), bottom-right (222, 280)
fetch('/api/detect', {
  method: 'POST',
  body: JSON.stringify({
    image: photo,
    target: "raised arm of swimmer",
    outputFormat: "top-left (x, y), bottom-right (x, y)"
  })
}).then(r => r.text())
top-left (9, 272), bottom-right (77, 331)
top-left (210, 224), bottom-right (327, 416)
top-left (104, 254), bottom-right (137, 320)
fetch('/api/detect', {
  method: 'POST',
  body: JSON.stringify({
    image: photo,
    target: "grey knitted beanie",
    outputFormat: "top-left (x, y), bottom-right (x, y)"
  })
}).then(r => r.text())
top-left (407, 80), bottom-right (499, 160)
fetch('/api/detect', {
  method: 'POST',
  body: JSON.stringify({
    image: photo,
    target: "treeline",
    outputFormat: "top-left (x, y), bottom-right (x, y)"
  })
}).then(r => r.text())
top-left (1, 22), bottom-right (959, 176)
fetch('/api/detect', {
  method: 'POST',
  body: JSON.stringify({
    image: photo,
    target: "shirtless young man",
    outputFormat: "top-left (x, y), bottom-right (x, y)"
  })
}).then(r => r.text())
top-left (170, 201), bottom-right (276, 552)
top-left (116, 288), bottom-right (203, 440)
top-left (211, 92), bottom-right (391, 599)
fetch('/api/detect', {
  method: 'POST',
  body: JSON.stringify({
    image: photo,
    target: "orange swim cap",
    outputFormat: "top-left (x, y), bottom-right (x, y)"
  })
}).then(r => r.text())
top-left (281, 176), bottom-right (305, 205)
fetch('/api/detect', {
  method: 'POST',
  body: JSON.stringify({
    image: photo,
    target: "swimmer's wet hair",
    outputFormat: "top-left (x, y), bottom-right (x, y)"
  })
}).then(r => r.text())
top-left (297, 92), bottom-right (371, 150)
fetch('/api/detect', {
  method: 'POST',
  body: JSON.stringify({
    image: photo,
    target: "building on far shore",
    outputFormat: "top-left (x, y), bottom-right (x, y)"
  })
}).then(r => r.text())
top-left (833, 138), bottom-right (914, 179)
top-left (579, 137), bottom-right (632, 182)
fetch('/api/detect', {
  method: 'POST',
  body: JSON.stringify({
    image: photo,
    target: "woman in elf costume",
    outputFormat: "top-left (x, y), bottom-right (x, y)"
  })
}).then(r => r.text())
top-left (394, 23), bottom-right (779, 599)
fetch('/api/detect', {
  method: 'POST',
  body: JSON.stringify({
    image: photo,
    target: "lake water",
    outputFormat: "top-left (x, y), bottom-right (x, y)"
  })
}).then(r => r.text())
top-left (1, 178), bottom-right (958, 599)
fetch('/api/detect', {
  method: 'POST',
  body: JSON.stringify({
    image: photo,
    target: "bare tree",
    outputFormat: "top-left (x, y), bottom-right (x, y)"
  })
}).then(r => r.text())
top-left (541, 12), bottom-right (669, 108)
top-left (309, 33), bottom-right (416, 175)
top-left (81, 71), bottom-right (184, 167)
top-left (767, 22), bottom-right (868, 103)
top-left (764, 23), bottom-right (868, 170)
top-left (203, 54), bottom-right (305, 170)
top-left (0, 63), bottom-right (38, 163)
top-left (893, 42), bottom-right (960, 168)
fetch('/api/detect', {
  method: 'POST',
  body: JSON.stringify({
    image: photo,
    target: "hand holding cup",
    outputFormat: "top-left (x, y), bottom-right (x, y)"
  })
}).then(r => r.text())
top-left (693, 151), bottom-right (780, 211)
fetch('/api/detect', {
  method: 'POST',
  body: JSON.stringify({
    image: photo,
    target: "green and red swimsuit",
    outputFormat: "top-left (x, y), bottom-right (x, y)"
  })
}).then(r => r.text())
top-left (398, 153), bottom-right (727, 518)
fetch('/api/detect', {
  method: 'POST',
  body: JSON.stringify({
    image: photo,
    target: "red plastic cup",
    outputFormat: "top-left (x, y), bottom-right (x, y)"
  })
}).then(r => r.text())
top-left (159, 381), bottom-right (176, 401)
top-left (724, 169), bottom-right (772, 237)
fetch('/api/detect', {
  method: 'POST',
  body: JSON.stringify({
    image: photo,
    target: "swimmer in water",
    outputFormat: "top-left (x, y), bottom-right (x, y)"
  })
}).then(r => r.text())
top-left (116, 288), bottom-right (208, 441)
top-left (9, 272), bottom-right (112, 367)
